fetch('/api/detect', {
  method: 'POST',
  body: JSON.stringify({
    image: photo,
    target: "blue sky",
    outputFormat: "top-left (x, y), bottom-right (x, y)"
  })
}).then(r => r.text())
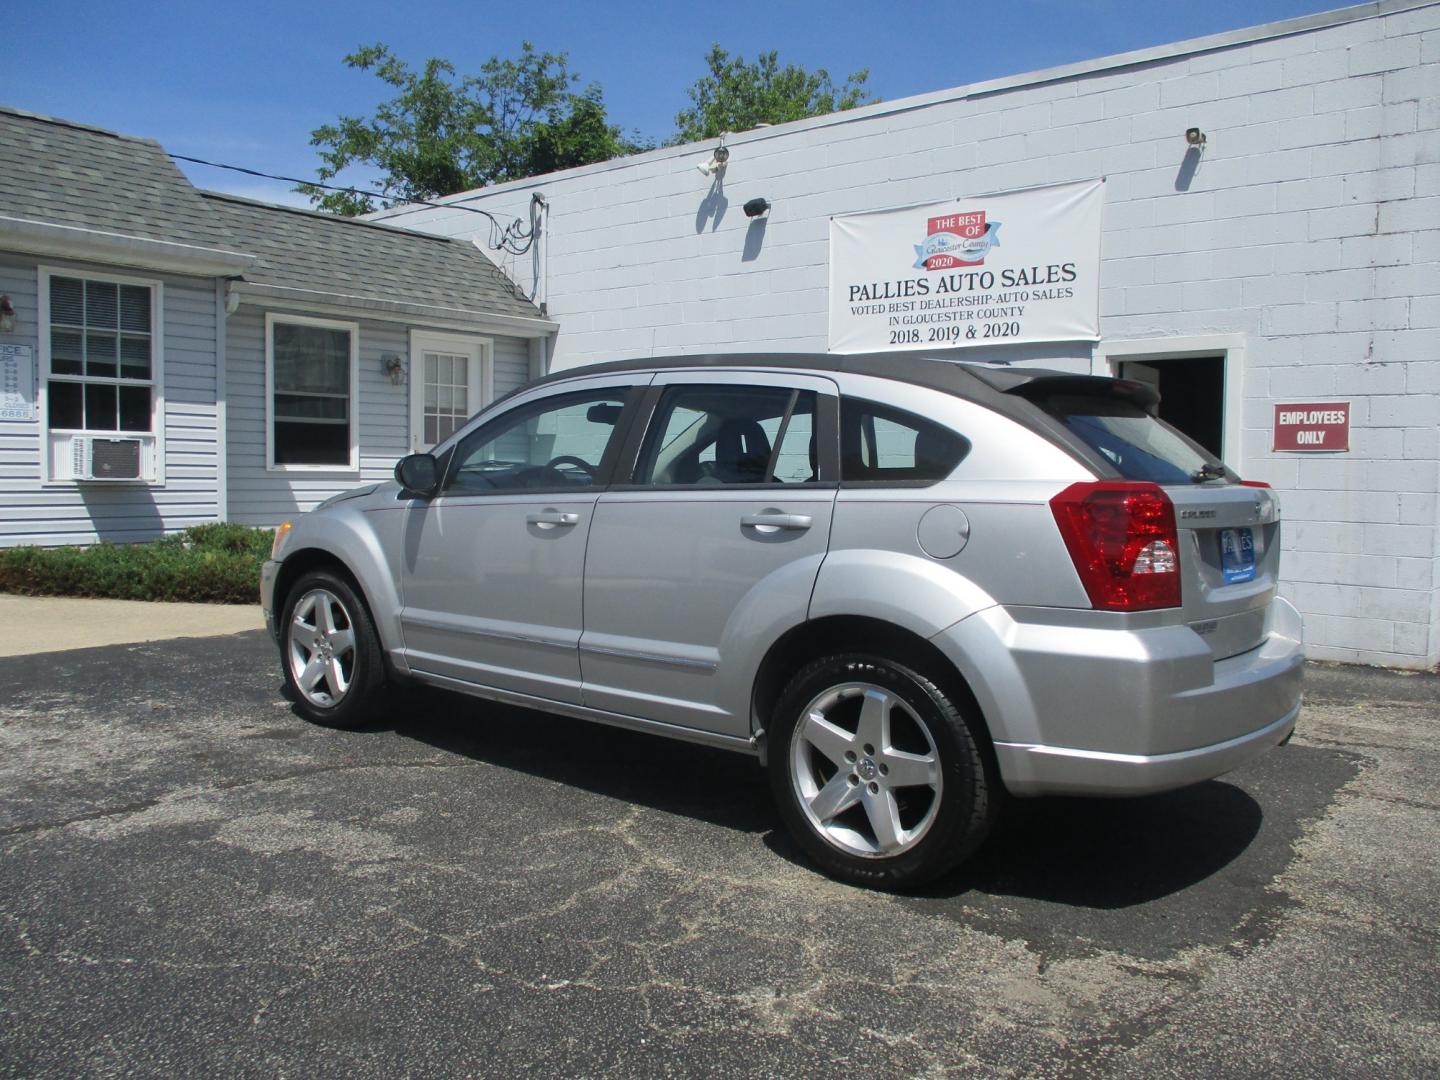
top-left (9, 0), bottom-right (1351, 208)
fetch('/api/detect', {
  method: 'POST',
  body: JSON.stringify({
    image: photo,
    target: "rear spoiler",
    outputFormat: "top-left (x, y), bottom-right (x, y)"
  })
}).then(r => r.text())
top-left (964, 368), bottom-right (1161, 416)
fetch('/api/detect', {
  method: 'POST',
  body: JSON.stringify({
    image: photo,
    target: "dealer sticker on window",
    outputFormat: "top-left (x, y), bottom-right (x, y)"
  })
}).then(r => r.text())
top-left (1220, 527), bottom-right (1256, 584)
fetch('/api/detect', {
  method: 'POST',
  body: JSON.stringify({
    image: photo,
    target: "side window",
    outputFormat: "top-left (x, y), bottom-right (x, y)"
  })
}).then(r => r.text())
top-left (633, 385), bottom-right (818, 486)
top-left (840, 398), bottom-right (969, 484)
top-left (269, 316), bottom-right (357, 469)
top-left (446, 389), bottom-right (627, 493)
top-left (47, 273), bottom-right (158, 435)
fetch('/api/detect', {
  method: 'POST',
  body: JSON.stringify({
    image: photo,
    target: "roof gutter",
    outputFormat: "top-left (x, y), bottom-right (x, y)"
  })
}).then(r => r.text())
top-left (0, 215), bottom-right (255, 277)
top-left (227, 281), bottom-right (559, 338)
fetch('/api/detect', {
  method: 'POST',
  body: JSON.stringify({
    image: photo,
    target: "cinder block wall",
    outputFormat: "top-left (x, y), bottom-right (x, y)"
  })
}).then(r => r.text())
top-left (377, 1), bottom-right (1440, 668)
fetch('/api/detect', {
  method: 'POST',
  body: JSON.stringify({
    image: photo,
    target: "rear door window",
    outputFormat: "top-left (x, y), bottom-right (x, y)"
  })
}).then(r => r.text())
top-left (840, 398), bottom-right (969, 485)
top-left (633, 385), bottom-right (819, 486)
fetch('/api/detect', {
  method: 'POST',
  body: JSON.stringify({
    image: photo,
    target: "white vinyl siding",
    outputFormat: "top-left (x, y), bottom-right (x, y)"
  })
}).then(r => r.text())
top-left (0, 255), bottom-right (222, 546)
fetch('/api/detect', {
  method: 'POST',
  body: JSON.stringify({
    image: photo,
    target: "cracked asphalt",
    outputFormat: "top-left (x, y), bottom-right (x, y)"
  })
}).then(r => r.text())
top-left (0, 630), bottom-right (1436, 1078)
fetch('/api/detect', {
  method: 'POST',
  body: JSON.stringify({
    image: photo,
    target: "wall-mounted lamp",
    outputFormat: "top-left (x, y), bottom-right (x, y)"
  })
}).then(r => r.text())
top-left (1185, 127), bottom-right (1207, 148)
top-left (743, 198), bottom-right (771, 219)
top-left (697, 140), bottom-right (730, 177)
top-left (382, 353), bottom-right (406, 385)
top-left (0, 295), bottom-right (15, 334)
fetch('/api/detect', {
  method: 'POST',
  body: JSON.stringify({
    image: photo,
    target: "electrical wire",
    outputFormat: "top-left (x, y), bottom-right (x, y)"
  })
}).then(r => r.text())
top-left (168, 152), bottom-right (537, 255)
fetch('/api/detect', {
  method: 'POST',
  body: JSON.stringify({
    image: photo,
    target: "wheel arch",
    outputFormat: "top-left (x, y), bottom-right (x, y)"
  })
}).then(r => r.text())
top-left (750, 614), bottom-right (997, 772)
top-left (273, 545), bottom-right (402, 668)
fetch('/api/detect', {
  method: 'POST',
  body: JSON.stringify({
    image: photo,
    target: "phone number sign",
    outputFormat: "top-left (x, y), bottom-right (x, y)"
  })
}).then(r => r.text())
top-left (0, 344), bottom-right (37, 422)
top-left (1273, 401), bottom-right (1350, 452)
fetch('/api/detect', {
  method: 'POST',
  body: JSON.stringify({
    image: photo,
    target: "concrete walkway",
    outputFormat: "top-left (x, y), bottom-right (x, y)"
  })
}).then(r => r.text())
top-left (0, 594), bottom-right (264, 657)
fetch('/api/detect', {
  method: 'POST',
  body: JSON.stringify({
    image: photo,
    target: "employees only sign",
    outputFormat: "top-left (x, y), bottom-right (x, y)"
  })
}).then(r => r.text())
top-left (828, 179), bottom-right (1104, 354)
top-left (1273, 401), bottom-right (1350, 451)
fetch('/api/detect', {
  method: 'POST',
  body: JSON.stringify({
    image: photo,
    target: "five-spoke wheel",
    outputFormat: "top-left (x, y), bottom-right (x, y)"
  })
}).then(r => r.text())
top-left (770, 654), bottom-right (994, 889)
top-left (789, 682), bottom-right (943, 858)
top-left (280, 569), bottom-right (388, 728)
top-left (287, 587), bottom-right (358, 707)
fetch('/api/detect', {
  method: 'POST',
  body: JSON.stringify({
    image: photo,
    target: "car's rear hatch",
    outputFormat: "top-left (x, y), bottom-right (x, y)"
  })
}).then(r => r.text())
top-left (1006, 374), bottom-right (1280, 659)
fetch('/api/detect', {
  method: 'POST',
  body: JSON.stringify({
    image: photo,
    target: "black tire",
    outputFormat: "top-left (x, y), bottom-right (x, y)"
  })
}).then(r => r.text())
top-left (279, 569), bottom-right (389, 729)
top-left (767, 653), bottom-right (996, 890)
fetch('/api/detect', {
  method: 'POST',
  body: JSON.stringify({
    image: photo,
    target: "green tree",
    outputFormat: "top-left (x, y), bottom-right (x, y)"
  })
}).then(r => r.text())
top-left (301, 42), bottom-right (646, 215)
top-left (672, 46), bottom-right (876, 145)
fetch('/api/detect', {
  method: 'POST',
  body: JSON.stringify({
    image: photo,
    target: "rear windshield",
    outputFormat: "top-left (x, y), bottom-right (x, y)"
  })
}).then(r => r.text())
top-left (1038, 393), bottom-right (1225, 484)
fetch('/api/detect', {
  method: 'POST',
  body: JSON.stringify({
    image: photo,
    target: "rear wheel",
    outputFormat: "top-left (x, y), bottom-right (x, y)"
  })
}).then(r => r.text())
top-left (280, 569), bottom-right (388, 729)
top-left (768, 653), bottom-right (995, 889)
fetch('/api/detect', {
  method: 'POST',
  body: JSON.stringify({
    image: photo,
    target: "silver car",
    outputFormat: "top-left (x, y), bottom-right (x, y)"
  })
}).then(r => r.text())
top-left (261, 354), bottom-right (1303, 888)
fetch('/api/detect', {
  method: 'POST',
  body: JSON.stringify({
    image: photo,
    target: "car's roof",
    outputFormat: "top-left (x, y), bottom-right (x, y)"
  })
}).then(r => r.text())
top-left (528, 352), bottom-right (1103, 404)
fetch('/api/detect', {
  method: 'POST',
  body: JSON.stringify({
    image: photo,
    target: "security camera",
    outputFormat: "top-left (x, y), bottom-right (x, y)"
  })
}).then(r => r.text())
top-left (1185, 127), bottom-right (1206, 147)
top-left (697, 143), bottom-right (731, 177)
top-left (743, 198), bottom-right (771, 218)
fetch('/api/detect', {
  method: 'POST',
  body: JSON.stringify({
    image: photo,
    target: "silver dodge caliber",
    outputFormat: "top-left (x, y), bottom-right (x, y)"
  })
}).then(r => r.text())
top-left (261, 354), bottom-right (1303, 888)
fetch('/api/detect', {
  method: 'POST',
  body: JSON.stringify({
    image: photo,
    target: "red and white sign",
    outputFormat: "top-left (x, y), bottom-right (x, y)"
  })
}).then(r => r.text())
top-left (1273, 401), bottom-right (1350, 452)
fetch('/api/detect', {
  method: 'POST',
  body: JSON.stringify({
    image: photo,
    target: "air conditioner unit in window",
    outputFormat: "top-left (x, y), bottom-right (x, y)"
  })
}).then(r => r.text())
top-left (72, 436), bottom-right (144, 481)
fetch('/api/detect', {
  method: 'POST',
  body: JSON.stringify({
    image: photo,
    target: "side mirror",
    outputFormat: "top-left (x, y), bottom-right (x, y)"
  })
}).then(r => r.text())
top-left (395, 453), bottom-right (441, 498)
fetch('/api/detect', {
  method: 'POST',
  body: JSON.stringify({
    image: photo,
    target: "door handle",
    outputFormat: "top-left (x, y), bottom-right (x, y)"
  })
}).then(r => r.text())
top-left (527, 510), bottom-right (580, 526)
top-left (741, 512), bottom-right (813, 531)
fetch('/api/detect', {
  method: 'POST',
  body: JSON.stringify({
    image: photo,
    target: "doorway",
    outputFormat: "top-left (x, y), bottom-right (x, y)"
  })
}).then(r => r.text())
top-left (409, 331), bottom-right (492, 453)
top-left (1118, 356), bottom-right (1225, 458)
top-left (1098, 335), bottom-right (1246, 470)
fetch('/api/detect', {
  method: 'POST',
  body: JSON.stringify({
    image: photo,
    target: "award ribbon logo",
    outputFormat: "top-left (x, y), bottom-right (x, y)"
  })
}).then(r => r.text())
top-left (914, 211), bottom-right (1001, 271)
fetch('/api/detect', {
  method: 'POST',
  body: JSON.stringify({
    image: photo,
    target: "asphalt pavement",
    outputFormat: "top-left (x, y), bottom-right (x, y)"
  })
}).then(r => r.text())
top-left (0, 627), bottom-right (1435, 1078)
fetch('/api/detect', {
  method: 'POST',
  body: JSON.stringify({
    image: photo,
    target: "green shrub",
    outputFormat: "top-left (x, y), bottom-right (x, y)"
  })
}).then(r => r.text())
top-left (0, 524), bottom-right (274, 605)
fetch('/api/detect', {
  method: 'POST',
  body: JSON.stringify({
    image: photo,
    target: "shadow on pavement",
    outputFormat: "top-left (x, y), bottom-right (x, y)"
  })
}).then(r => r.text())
top-left (369, 686), bottom-right (777, 835)
top-left (340, 683), bottom-right (1278, 912)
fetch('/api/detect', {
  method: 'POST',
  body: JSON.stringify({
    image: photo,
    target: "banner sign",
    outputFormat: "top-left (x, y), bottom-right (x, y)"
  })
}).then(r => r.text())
top-left (828, 179), bottom-right (1104, 354)
top-left (1273, 401), bottom-right (1350, 451)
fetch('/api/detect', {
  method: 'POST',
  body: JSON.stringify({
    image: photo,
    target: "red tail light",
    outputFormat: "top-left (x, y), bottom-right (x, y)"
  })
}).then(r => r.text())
top-left (1239, 480), bottom-right (1271, 488)
top-left (1049, 482), bottom-right (1181, 611)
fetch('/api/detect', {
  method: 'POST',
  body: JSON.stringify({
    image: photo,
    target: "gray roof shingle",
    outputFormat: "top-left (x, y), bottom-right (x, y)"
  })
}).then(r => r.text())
top-left (0, 107), bottom-right (238, 251)
top-left (201, 191), bottom-right (543, 320)
top-left (0, 106), bottom-right (542, 323)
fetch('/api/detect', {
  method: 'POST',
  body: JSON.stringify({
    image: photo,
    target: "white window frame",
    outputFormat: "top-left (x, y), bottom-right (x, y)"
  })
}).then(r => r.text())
top-left (265, 312), bottom-right (360, 473)
top-left (1095, 334), bottom-right (1246, 472)
top-left (408, 330), bottom-right (493, 454)
top-left (37, 265), bottom-right (166, 485)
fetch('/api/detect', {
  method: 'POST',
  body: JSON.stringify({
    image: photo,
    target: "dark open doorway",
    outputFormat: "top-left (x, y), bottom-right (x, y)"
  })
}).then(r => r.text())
top-left (1119, 356), bottom-right (1225, 459)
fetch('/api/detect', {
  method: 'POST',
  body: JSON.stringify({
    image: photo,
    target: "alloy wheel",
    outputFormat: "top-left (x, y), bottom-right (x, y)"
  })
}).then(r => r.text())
top-left (287, 588), bottom-right (357, 708)
top-left (789, 681), bottom-right (943, 858)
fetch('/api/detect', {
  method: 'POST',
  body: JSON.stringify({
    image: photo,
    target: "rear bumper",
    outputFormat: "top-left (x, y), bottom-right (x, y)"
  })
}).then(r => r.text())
top-left (993, 701), bottom-right (1299, 796)
top-left (933, 596), bottom-right (1305, 797)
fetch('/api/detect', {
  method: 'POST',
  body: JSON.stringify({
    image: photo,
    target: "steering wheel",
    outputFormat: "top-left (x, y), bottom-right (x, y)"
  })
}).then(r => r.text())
top-left (546, 455), bottom-right (598, 479)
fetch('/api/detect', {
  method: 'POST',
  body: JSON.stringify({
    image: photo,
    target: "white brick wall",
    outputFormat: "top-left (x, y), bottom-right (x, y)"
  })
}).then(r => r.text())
top-left (378, 0), bottom-right (1440, 669)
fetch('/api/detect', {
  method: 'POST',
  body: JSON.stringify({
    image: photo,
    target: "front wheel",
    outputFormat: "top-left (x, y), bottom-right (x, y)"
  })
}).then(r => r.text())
top-left (768, 653), bottom-right (996, 890)
top-left (280, 569), bottom-right (389, 729)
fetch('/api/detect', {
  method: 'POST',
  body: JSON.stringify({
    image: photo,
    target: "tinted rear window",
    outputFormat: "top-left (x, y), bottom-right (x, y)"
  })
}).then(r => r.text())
top-left (840, 398), bottom-right (969, 484)
top-left (1040, 393), bottom-right (1223, 484)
